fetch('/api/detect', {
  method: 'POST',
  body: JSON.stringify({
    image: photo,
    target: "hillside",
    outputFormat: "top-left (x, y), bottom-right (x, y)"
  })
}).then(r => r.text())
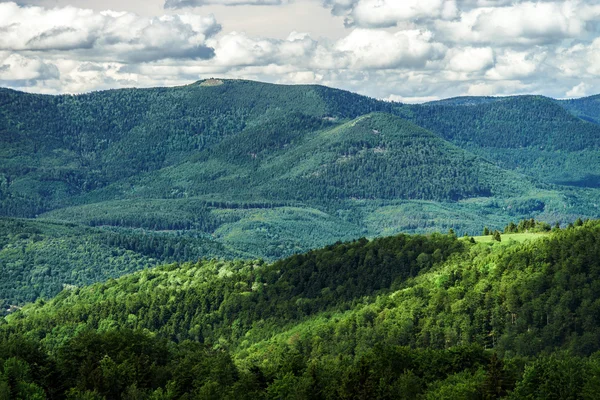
top-left (559, 94), bottom-right (600, 125)
top-left (0, 80), bottom-right (395, 217)
top-left (407, 96), bottom-right (600, 187)
top-left (0, 217), bottom-right (244, 308)
top-left (84, 112), bottom-right (528, 203)
top-left (2, 221), bottom-right (600, 398)
top-left (3, 79), bottom-right (600, 306)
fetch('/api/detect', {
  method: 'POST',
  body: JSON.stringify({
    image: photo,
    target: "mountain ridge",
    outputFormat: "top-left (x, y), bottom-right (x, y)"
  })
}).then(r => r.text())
top-left (2, 78), bottom-right (600, 306)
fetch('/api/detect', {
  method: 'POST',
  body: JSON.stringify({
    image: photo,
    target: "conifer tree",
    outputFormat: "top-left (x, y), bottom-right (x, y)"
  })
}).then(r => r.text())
top-left (493, 230), bottom-right (502, 242)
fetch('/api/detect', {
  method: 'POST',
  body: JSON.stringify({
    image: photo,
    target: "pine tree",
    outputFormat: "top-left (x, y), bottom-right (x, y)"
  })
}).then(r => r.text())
top-left (483, 353), bottom-right (508, 399)
top-left (483, 227), bottom-right (490, 236)
top-left (493, 231), bottom-right (502, 242)
top-left (505, 222), bottom-right (517, 233)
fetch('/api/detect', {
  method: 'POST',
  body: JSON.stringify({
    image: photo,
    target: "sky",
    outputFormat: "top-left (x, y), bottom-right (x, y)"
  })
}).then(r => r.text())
top-left (1, 0), bottom-right (600, 102)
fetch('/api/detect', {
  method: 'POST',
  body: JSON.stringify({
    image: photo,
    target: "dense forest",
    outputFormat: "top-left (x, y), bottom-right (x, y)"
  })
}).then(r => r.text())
top-left (3, 81), bottom-right (600, 398)
top-left (2, 79), bottom-right (600, 306)
top-left (2, 220), bottom-right (600, 398)
top-left (407, 96), bottom-right (600, 186)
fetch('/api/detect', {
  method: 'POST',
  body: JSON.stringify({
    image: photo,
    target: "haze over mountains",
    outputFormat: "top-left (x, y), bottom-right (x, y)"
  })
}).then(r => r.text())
top-left (2, 78), bottom-right (600, 305)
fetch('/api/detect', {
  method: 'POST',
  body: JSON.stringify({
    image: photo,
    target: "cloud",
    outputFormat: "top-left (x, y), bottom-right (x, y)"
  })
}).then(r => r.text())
top-left (467, 80), bottom-right (530, 96)
top-left (206, 28), bottom-right (446, 71)
top-left (556, 38), bottom-right (600, 77)
top-left (324, 0), bottom-right (458, 28)
top-left (444, 46), bottom-right (494, 73)
top-left (0, 52), bottom-right (59, 82)
top-left (485, 50), bottom-right (545, 80)
top-left (334, 29), bottom-right (445, 69)
top-left (0, 2), bottom-right (221, 62)
top-left (2, 0), bottom-right (600, 102)
top-left (566, 82), bottom-right (589, 98)
top-left (435, 1), bottom-right (600, 45)
top-left (164, 0), bottom-right (288, 9)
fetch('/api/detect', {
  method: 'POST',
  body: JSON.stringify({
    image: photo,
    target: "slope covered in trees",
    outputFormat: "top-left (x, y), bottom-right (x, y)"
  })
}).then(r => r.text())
top-left (559, 94), bottom-right (600, 125)
top-left (410, 96), bottom-right (600, 187)
top-left (3, 80), bottom-right (600, 216)
top-left (2, 221), bottom-right (600, 398)
top-left (0, 80), bottom-right (394, 217)
top-left (0, 217), bottom-right (245, 308)
top-left (87, 112), bottom-right (529, 204)
top-left (3, 79), bottom-right (600, 306)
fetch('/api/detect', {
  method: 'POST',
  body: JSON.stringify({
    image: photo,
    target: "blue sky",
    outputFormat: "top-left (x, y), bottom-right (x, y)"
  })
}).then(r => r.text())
top-left (1, 0), bottom-right (600, 101)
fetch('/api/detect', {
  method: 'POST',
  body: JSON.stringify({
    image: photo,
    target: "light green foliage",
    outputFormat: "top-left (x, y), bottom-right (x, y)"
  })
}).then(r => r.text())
top-left (0, 218), bottom-right (240, 307)
top-left (1, 221), bottom-right (600, 397)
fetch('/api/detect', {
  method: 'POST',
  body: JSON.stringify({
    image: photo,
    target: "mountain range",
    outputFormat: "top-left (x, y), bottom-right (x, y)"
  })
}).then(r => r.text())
top-left (2, 78), bottom-right (600, 305)
top-left (3, 79), bottom-right (600, 398)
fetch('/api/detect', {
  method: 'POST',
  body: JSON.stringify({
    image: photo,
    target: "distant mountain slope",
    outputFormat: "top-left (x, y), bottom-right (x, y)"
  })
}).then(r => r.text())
top-left (3, 80), bottom-right (600, 218)
top-left (87, 112), bottom-right (530, 205)
top-left (407, 95), bottom-right (600, 150)
top-left (0, 80), bottom-right (394, 216)
top-left (402, 96), bottom-right (600, 186)
top-left (0, 217), bottom-right (243, 307)
top-left (559, 94), bottom-right (600, 125)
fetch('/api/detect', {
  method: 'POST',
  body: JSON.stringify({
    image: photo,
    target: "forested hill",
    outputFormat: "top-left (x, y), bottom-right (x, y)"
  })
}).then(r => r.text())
top-left (408, 95), bottom-right (600, 186)
top-left (0, 79), bottom-right (393, 217)
top-left (80, 112), bottom-right (526, 204)
top-left (559, 94), bottom-right (600, 125)
top-left (411, 96), bottom-right (600, 151)
top-left (2, 221), bottom-right (600, 398)
top-left (3, 79), bottom-right (600, 307)
top-left (2, 79), bottom-right (600, 217)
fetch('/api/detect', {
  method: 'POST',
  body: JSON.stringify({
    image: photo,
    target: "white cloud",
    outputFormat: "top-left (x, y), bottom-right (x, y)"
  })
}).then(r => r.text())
top-left (2, 0), bottom-right (600, 101)
top-left (0, 52), bottom-right (59, 82)
top-left (467, 80), bottom-right (529, 96)
top-left (435, 1), bottom-right (600, 45)
top-left (164, 0), bottom-right (288, 8)
top-left (485, 50), bottom-right (545, 80)
top-left (340, 0), bottom-right (458, 28)
top-left (0, 2), bottom-right (221, 62)
top-left (556, 38), bottom-right (600, 77)
top-left (444, 46), bottom-right (494, 73)
top-left (566, 82), bottom-right (589, 98)
top-left (334, 29), bottom-right (444, 69)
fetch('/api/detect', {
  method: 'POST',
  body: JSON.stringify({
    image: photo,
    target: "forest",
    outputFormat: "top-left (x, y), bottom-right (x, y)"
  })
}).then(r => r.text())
top-left (1, 220), bottom-right (600, 398)
top-left (3, 80), bottom-right (600, 398)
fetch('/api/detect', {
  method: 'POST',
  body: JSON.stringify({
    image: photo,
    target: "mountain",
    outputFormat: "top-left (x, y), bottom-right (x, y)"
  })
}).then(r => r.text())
top-left (80, 112), bottom-right (528, 204)
top-left (2, 79), bottom-right (600, 306)
top-left (559, 94), bottom-right (600, 125)
top-left (0, 80), bottom-right (397, 217)
top-left (403, 95), bottom-right (600, 187)
top-left (2, 220), bottom-right (600, 398)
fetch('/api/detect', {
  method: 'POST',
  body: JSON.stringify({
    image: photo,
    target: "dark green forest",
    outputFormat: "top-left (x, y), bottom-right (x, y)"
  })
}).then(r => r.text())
top-left (402, 96), bottom-right (600, 186)
top-left (2, 221), bottom-right (600, 398)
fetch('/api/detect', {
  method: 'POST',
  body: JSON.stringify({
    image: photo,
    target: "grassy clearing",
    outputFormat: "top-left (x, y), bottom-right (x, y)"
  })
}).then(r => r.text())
top-left (471, 232), bottom-right (548, 243)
